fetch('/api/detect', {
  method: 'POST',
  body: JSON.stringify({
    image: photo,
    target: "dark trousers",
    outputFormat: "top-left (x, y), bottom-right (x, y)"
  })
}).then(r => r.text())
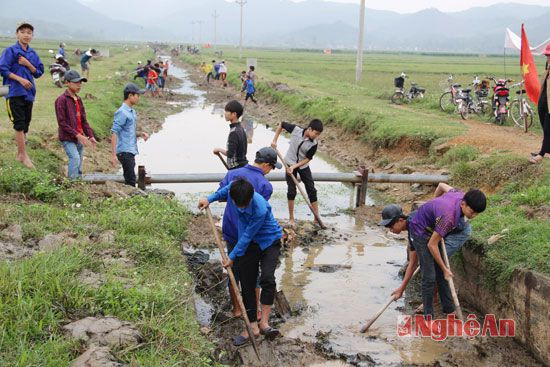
top-left (206, 72), bottom-right (213, 83)
top-left (286, 166), bottom-right (317, 203)
top-left (245, 92), bottom-right (257, 103)
top-left (237, 241), bottom-right (281, 322)
top-left (116, 152), bottom-right (136, 187)
top-left (537, 99), bottom-right (549, 156)
top-left (410, 233), bottom-right (454, 318)
top-left (6, 96), bottom-right (33, 133)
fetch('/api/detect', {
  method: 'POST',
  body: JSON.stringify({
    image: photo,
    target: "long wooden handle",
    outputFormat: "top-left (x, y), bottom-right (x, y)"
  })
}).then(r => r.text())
top-left (360, 296), bottom-right (396, 333)
top-left (215, 152), bottom-right (230, 170)
top-left (441, 239), bottom-right (463, 321)
top-left (360, 266), bottom-right (420, 332)
top-left (274, 148), bottom-right (327, 229)
top-left (205, 207), bottom-right (262, 361)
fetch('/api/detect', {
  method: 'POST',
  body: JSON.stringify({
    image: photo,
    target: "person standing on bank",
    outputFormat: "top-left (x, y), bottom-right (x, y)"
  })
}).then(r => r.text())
top-left (271, 119), bottom-right (324, 227)
top-left (530, 44), bottom-right (550, 164)
top-left (111, 83), bottom-right (149, 186)
top-left (55, 70), bottom-right (96, 179)
top-left (0, 22), bottom-right (44, 169)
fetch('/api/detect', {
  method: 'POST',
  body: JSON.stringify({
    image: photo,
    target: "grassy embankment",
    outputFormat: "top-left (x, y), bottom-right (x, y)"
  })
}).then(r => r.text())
top-left (183, 48), bottom-right (549, 287)
top-left (0, 40), bottom-right (215, 366)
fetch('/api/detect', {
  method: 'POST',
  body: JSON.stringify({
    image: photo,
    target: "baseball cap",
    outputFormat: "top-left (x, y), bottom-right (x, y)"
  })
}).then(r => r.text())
top-left (255, 147), bottom-right (282, 169)
top-left (16, 22), bottom-right (34, 32)
top-left (123, 83), bottom-right (145, 95)
top-left (64, 70), bottom-right (87, 83)
top-left (378, 204), bottom-right (403, 227)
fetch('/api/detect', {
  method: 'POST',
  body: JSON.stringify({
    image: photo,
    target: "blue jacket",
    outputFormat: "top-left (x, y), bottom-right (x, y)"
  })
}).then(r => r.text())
top-left (208, 183), bottom-right (282, 261)
top-left (111, 103), bottom-right (138, 155)
top-left (246, 79), bottom-right (255, 94)
top-left (0, 42), bottom-right (44, 101)
top-left (58, 47), bottom-right (65, 57)
top-left (218, 165), bottom-right (273, 245)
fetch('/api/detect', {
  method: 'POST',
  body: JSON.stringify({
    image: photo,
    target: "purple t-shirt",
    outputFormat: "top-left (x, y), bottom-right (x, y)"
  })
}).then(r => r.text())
top-left (409, 189), bottom-right (465, 239)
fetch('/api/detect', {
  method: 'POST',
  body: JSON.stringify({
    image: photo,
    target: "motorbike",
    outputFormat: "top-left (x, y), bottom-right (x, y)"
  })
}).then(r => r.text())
top-left (49, 55), bottom-right (70, 88)
top-left (391, 73), bottom-right (426, 104)
top-left (492, 78), bottom-right (511, 125)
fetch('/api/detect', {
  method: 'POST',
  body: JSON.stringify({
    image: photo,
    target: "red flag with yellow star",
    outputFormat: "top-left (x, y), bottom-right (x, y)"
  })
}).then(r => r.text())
top-left (520, 24), bottom-right (540, 104)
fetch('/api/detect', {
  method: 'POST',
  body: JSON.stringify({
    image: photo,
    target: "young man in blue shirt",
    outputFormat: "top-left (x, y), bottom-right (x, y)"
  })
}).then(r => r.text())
top-left (111, 83), bottom-right (149, 186)
top-left (0, 22), bottom-right (44, 168)
top-left (80, 49), bottom-right (97, 80)
top-left (218, 147), bottom-right (282, 318)
top-left (199, 178), bottom-right (283, 345)
top-left (58, 42), bottom-right (66, 58)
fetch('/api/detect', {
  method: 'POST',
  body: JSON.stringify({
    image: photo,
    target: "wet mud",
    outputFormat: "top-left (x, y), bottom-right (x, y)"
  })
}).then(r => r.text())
top-left (151, 55), bottom-right (543, 366)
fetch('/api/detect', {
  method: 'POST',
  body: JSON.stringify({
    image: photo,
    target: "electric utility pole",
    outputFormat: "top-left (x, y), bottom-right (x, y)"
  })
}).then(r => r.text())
top-left (235, 0), bottom-right (247, 59)
top-left (197, 20), bottom-right (204, 45)
top-left (191, 21), bottom-right (196, 44)
top-left (355, 0), bottom-right (366, 83)
top-left (212, 10), bottom-right (219, 49)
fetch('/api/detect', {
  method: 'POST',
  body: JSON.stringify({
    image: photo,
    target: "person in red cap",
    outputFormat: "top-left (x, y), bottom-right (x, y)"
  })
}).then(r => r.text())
top-left (531, 43), bottom-right (550, 164)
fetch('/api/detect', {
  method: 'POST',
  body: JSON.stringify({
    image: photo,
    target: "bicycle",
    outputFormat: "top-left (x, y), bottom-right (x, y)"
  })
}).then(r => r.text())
top-left (439, 75), bottom-right (463, 113)
top-left (391, 73), bottom-right (425, 105)
top-left (457, 89), bottom-right (485, 120)
top-left (509, 81), bottom-right (534, 132)
top-left (472, 76), bottom-right (491, 115)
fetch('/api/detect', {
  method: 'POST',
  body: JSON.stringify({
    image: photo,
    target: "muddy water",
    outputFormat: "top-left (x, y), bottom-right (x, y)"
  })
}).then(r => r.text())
top-left (137, 64), bottom-right (448, 365)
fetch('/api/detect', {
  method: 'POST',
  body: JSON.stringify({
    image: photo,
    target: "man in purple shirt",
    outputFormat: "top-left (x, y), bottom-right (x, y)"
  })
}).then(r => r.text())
top-left (378, 183), bottom-right (486, 319)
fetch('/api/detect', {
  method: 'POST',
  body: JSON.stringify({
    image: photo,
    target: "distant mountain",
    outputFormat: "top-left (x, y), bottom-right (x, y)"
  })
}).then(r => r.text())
top-left (0, 0), bottom-right (171, 41)
top-left (0, 0), bottom-right (548, 53)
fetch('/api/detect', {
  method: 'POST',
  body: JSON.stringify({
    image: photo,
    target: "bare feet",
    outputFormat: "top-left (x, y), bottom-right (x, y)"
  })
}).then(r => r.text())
top-left (16, 154), bottom-right (34, 169)
top-left (529, 154), bottom-right (544, 164)
top-left (232, 308), bottom-right (242, 318)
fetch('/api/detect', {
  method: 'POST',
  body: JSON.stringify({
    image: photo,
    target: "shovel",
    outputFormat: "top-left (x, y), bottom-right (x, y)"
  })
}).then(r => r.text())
top-left (215, 152), bottom-right (230, 170)
top-left (205, 207), bottom-right (262, 362)
top-left (360, 266), bottom-right (420, 333)
top-left (440, 238), bottom-right (463, 321)
top-left (273, 148), bottom-right (327, 229)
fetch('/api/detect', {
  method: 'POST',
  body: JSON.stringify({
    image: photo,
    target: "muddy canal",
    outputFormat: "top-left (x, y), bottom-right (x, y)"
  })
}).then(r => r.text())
top-left (135, 61), bottom-right (541, 366)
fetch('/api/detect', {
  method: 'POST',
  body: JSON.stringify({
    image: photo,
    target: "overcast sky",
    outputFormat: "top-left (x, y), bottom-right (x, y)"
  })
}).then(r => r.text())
top-left (79, 0), bottom-right (550, 14)
top-left (294, 0), bottom-right (550, 13)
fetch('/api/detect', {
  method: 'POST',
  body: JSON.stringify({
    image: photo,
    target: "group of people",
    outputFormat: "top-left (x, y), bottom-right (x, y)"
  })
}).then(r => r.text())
top-left (0, 21), bottom-right (545, 346)
top-left (196, 97), bottom-right (324, 345)
top-left (134, 59), bottom-right (169, 97)
top-left (201, 60), bottom-right (258, 105)
top-left (202, 59), bottom-right (228, 87)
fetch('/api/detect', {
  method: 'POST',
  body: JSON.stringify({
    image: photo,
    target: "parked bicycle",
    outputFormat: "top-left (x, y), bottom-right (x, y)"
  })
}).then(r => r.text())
top-left (391, 73), bottom-right (425, 104)
top-left (439, 75), bottom-right (463, 113)
top-left (509, 80), bottom-right (534, 132)
top-left (457, 88), bottom-right (489, 120)
top-left (472, 75), bottom-right (491, 115)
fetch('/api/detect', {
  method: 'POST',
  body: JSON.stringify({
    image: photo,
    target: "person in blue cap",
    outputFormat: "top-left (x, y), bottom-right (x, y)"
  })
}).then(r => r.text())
top-left (199, 178), bottom-right (283, 346)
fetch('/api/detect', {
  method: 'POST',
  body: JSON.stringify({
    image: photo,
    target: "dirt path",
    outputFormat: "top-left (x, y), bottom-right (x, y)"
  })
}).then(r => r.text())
top-left (391, 104), bottom-right (542, 156)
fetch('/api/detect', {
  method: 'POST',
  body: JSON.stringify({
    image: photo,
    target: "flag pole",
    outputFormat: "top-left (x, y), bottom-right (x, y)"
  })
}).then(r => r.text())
top-left (504, 47), bottom-right (507, 79)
